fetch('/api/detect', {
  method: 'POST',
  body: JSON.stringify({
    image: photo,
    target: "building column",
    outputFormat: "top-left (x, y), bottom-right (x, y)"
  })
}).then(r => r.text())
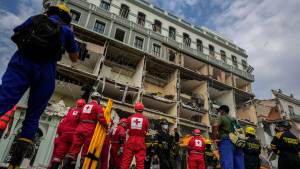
top-left (33, 116), bottom-right (60, 167)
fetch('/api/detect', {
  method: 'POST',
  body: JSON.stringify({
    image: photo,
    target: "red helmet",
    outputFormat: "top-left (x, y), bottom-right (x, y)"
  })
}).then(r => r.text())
top-left (193, 129), bottom-right (201, 135)
top-left (134, 102), bottom-right (144, 112)
top-left (76, 99), bottom-right (86, 108)
top-left (119, 118), bottom-right (127, 124)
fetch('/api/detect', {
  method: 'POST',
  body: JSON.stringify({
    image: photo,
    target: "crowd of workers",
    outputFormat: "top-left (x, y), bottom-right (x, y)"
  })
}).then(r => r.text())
top-left (0, 2), bottom-right (299, 169)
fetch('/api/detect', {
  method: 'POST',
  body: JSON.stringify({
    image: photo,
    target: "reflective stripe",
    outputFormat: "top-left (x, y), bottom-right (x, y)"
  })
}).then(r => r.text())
top-left (18, 137), bottom-right (33, 144)
top-left (81, 120), bottom-right (97, 124)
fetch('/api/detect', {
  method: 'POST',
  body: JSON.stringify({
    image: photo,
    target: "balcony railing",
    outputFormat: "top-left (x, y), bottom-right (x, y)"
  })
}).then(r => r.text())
top-left (64, 0), bottom-right (255, 81)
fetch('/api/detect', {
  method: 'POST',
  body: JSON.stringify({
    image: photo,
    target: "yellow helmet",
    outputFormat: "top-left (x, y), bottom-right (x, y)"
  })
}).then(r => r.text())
top-left (245, 127), bottom-right (256, 135)
top-left (56, 3), bottom-right (70, 15)
top-left (205, 138), bottom-right (212, 145)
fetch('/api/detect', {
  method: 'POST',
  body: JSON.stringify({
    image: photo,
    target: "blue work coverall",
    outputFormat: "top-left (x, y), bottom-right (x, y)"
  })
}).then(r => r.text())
top-left (0, 15), bottom-right (78, 139)
top-left (219, 136), bottom-right (245, 169)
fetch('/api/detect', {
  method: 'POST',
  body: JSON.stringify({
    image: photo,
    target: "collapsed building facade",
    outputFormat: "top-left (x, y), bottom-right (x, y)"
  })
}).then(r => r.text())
top-left (0, 0), bottom-right (255, 167)
top-left (236, 89), bottom-right (300, 168)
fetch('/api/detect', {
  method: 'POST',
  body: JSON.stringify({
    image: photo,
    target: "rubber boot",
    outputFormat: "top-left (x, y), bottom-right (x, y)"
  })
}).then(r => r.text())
top-left (8, 138), bottom-right (33, 169)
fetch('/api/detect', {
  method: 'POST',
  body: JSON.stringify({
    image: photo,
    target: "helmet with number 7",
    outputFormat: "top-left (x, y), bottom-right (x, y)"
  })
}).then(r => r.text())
top-left (193, 129), bottom-right (201, 136)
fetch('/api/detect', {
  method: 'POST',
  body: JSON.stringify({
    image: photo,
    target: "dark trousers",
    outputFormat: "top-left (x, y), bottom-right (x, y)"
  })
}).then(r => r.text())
top-left (0, 52), bottom-right (56, 139)
top-left (278, 152), bottom-right (300, 169)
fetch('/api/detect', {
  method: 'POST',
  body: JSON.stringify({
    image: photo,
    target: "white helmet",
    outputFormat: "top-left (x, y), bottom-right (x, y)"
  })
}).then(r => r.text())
top-left (91, 92), bottom-right (101, 98)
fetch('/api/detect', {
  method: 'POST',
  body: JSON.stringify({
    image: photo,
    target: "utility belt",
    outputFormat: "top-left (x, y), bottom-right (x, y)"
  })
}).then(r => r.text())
top-left (80, 120), bottom-right (97, 124)
top-left (190, 150), bottom-right (204, 155)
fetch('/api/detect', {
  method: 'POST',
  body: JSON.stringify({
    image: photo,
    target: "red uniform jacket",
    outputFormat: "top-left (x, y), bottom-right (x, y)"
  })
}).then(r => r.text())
top-left (127, 113), bottom-right (149, 137)
top-left (188, 136), bottom-right (206, 154)
top-left (111, 124), bottom-right (126, 144)
top-left (79, 100), bottom-right (106, 125)
top-left (57, 107), bottom-right (82, 135)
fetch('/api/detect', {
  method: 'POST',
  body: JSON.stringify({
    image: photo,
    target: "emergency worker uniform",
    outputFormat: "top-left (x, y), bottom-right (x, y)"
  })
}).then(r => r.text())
top-left (0, 14), bottom-right (78, 140)
top-left (205, 143), bottom-right (217, 169)
top-left (67, 100), bottom-right (106, 163)
top-left (188, 135), bottom-right (206, 169)
top-left (271, 130), bottom-right (300, 169)
top-left (110, 123), bottom-right (126, 169)
top-left (243, 136), bottom-right (261, 169)
top-left (48, 106), bottom-right (83, 168)
top-left (156, 129), bottom-right (173, 169)
top-left (121, 113), bottom-right (149, 169)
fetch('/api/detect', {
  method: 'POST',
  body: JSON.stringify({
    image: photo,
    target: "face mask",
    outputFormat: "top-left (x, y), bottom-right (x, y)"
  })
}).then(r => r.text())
top-left (162, 124), bottom-right (168, 130)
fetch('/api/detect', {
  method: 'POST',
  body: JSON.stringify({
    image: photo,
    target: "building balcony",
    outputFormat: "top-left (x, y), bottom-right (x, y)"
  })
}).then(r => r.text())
top-left (51, 0), bottom-right (254, 82)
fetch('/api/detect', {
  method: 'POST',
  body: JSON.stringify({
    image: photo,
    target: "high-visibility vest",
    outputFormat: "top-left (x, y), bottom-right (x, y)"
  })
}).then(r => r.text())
top-left (0, 106), bottom-right (16, 130)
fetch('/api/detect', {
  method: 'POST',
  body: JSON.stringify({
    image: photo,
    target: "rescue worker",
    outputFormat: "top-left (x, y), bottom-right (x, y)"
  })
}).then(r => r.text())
top-left (145, 131), bottom-right (160, 169)
top-left (243, 127), bottom-right (261, 169)
top-left (156, 118), bottom-right (173, 169)
top-left (63, 92), bottom-right (107, 169)
top-left (0, 106), bottom-right (16, 139)
top-left (204, 139), bottom-right (217, 169)
top-left (109, 118), bottom-right (127, 169)
top-left (188, 129), bottom-right (206, 169)
top-left (212, 105), bottom-right (245, 169)
top-left (270, 121), bottom-right (300, 169)
top-left (121, 102), bottom-right (149, 169)
top-left (48, 99), bottom-right (86, 169)
top-left (170, 128), bottom-right (181, 169)
top-left (2, 3), bottom-right (79, 168)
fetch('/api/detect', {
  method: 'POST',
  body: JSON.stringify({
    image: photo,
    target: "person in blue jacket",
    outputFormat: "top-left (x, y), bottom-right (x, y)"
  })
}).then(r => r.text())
top-left (0, 4), bottom-right (79, 168)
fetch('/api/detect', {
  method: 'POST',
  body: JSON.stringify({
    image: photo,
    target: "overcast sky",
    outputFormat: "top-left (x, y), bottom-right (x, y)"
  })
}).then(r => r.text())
top-left (0, 0), bottom-right (299, 99)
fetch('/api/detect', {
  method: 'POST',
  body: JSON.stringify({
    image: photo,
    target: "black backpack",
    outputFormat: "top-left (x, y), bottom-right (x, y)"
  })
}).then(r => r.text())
top-left (11, 14), bottom-right (62, 62)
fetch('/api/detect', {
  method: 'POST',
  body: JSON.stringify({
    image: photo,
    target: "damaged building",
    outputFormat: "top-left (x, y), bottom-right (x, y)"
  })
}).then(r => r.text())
top-left (236, 89), bottom-right (300, 168)
top-left (0, 0), bottom-right (255, 167)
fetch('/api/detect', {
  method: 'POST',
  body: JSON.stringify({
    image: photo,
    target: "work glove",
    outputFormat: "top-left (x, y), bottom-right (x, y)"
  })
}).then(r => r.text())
top-left (117, 147), bottom-right (123, 156)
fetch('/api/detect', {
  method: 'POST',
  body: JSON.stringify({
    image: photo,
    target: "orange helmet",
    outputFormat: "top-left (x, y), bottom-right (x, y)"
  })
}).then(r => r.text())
top-left (193, 129), bottom-right (201, 135)
top-left (76, 99), bottom-right (86, 108)
top-left (134, 102), bottom-right (144, 112)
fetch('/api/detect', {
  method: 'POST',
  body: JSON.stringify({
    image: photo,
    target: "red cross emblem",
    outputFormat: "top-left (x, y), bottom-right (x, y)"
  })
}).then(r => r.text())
top-left (134, 118), bottom-right (141, 125)
top-left (131, 117), bottom-right (143, 129)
